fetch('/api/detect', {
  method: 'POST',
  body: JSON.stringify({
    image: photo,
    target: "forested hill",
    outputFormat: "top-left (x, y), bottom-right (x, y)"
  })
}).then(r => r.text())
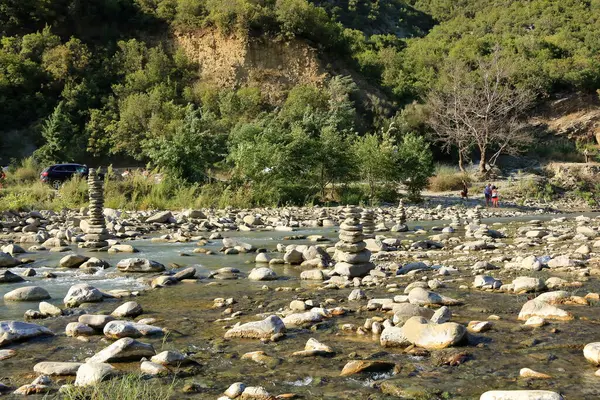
top-left (1, 0), bottom-right (599, 170)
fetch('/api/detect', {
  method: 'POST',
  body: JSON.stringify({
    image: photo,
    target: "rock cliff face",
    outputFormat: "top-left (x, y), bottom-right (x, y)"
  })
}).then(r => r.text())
top-left (174, 29), bottom-right (327, 104)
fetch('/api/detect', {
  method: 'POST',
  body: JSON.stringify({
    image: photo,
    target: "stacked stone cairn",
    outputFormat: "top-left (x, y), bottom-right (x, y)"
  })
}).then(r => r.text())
top-left (450, 211), bottom-right (461, 228)
top-left (333, 207), bottom-right (374, 278)
top-left (82, 169), bottom-right (110, 249)
top-left (360, 209), bottom-right (375, 238)
top-left (472, 206), bottom-right (482, 226)
top-left (391, 200), bottom-right (408, 232)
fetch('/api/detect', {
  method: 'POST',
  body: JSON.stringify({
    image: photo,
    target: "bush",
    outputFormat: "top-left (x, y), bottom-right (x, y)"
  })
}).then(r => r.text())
top-left (428, 164), bottom-right (471, 192)
top-left (6, 157), bottom-right (41, 185)
top-left (397, 133), bottom-right (434, 201)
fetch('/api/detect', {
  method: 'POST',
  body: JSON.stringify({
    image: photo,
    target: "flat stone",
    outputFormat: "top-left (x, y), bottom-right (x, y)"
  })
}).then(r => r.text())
top-left (381, 316), bottom-right (466, 349)
top-left (78, 314), bottom-right (114, 329)
top-left (4, 286), bottom-right (50, 302)
top-left (34, 361), bottom-right (82, 376)
top-left (116, 258), bottom-right (165, 273)
top-left (517, 300), bottom-right (573, 321)
top-left (103, 320), bottom-right (163, 339)
top-left (0, 321), bottom-right (54, 347)
top-left (59, 254), bottom-right (89, 268)
top-left (224, 315), bottom-right (286, 340)
top-left (111, 301), bottom-right (143, 318)
top-left (340, 360), bottom-right (396, 376)
top-left (87, 337), bottom-right (155, 363)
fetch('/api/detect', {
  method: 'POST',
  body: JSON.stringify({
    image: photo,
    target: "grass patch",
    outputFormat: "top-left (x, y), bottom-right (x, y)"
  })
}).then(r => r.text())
top-left (428, 164), bottom-right (471, 192)
top-left (59, 374), bottom-right (174, 400)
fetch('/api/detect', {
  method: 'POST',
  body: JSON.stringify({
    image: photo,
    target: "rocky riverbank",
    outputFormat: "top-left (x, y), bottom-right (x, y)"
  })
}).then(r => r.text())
top-left (1, 204), bottom-right (600, 399)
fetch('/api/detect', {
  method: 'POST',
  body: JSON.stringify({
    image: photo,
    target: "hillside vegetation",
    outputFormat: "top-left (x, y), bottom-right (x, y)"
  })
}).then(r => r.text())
top-left (1, 0), bottom-right (599, 205)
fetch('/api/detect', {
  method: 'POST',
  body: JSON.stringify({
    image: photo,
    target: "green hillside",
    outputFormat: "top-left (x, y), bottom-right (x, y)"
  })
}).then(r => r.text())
top-left (1, 0), bottom-right (599, 190)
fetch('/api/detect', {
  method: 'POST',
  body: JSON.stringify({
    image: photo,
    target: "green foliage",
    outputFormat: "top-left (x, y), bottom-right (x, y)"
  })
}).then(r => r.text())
top-left (145, 105), bottom-right (224, 182)
top-left (396, 132), bottom-right (434, 200)
top-left (352, 131), bottom-right (397, 204)
top-left (60, 374), bottom-right (174, 400)
top-left (34, 101), bottom-right (80, 164)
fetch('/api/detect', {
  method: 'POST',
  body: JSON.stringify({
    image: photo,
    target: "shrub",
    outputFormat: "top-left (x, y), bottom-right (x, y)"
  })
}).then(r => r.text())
top-left (6, 157), bottom-right (41, 185)
top-left (429, 164), bottom-right (471, 192)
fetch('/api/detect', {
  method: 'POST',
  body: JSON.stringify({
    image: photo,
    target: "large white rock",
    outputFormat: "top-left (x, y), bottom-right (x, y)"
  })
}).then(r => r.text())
top-left (0, 321), bottom-right (53, 347)
top-left (75, 363), bottom-right (116, 386)
top-left (224, 315), bottom-right (285, 339)
top-left (479, 390), bottom-right (563, 400)
top-left (111, 301), bottom-right (143, 318)
top-left (512, 277), bottom-right (546, 293)
top-left (248, 267), bottom-right (277, 281)
top-left (63, 284), bottom-right (103, 307)
top-left (380, 316), bottom-right (466, 349)
top-left (59, 254), bottom-right (89, 268)
top-left (407, 287), bottom-right (460, 306)
top-left (4, 286), bottom-right (50, 302)
top-left (517, 300), bottom-right (573, 321)
top-left (584, 342), bottom-right (600, 365)
top-left (34, 362), bottom-right (82, 376)
top-left (103, 321), bottom-right (163, 339)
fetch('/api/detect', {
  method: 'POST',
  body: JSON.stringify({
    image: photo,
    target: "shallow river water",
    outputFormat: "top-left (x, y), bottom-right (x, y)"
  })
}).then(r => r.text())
top-left (1, 214), bottom-right (600, 399)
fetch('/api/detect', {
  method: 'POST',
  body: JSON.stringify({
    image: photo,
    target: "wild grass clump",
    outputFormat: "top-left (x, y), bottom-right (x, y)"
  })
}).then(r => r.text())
top-left (0, 182), bottom-right (55, 211)
top-left (60, 374), bottom-right (174, 400)
top-left (428, 164), bottom-right (471, 192)
top-left (6, 156), bottom-right (41, 185)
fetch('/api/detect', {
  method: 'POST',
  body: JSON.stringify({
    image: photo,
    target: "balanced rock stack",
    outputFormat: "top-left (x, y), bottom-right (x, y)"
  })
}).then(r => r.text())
top-left (360, 209), bottom-right (375, 237)
top-left (472, 206), bottom-right (482, 226)
top-left (391, 201), bottom-right (408, 232)
top-left (334, 207), bottom-right (374, 278)
top-left (82, 169), bottom-right (110, 249)
top-left (450, 211), bottom-right (461, 228)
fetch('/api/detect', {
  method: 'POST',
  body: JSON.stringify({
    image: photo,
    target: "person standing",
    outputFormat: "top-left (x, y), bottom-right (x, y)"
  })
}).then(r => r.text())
top-left (483, 183), bottom-right (492, 207)
top-left (491, 185), bottom-right (499, 208)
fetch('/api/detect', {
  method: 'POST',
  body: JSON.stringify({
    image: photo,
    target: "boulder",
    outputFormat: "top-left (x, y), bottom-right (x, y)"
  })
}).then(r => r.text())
top-left (0, 252), bottom-right (20, 267)
top-left (0, 321), bottom-right (53, 347)
top-left (34, 362), bottom-right (82, 376)
top-left (79, 257), bottom-right (110, 270)
top-left (517, 300), bottom-right (573, 321)
top-left (111, 301), bottom-right (143, 318)
top-left (59, 254), bottom-right (89, 268)
top-left (39, 302), bottom-right (62, 317)
top-left (103, 320), bottom-right (163, 339)
top-left (140, 360), bottom-right (168, 375)
top-left (380, 316), bottom-right (466, 349)
top-left (300, 269), bottom-right (324, 280)
top-left (4, 286), bottom-right (50, 301)
top-left (392, 303), bottom-right (434, 325)
top-left (75, 363), bottom-right (116, 386)
top-left (479, 390), bottom-right (563, 400)
top-left (248, 267), bottom-right (277, 281)
top-left (407, 287), bottom-right (461, 306)
top-left (334, 262), bottom-right (374, 278)
top-left (0, 270), bottom-right (25, 283)
top-left (78, 314), bottom-right (114, 330)
top-left (283, 249), bottom-right (303, 265)
top-left (340, 360), bottom-right (396, 376)
top-left (584, 342), bottom-right (600, 365)
top-left (87, 337), bottom-right (155, 363)
top-left (151, 350), bottom-right (187, 366)
top-left (116, 258), bottom-right (165, 273)
top-left (292, 338), bottom-right (335, 357)
top-left (224, 315), bottom-right (286, 340)
top-left (282, 310), bottom-right (328, 328)
top-left (64, 284), bottom-right (103, 307)
top-left (512, 277), bottom-right (546, 293)
top-left (66, 322), bottom-right (95, 337)
top-left (173, 267), bottom-right (196, 280)
top-left (146, 211), bottom-right (173, 224)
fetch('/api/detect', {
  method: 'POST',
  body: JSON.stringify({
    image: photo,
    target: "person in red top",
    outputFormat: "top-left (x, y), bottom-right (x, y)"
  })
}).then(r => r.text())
top-left (491, 185), bottom-right (499, 208)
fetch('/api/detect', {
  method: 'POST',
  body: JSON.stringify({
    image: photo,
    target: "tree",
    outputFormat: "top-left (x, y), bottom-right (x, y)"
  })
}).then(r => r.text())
top-left (145, 105), bottom-right (225, 182)
top-left (427, 48), bottom-right (535, 173)
top-left (34, 101), bottom-right (78, 163)
top-left (396, 133), bottom-right (434, 201)
top-left (353, 131), bottom-right (397, 204)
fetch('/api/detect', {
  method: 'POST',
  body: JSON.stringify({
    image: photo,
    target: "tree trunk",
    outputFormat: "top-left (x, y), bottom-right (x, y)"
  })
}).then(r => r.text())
top-left (458, 150), bottom-right (465, 172)
top-left (479, 146), bottom-right (487, 173)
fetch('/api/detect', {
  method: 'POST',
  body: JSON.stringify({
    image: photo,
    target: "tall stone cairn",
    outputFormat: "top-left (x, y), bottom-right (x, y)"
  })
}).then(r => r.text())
top-left (391, 200), bottom-right (408, 232)
top-left (360, 209), bottom-right (375, 237)
top-left (472, 206), bottom-right (482, 226)
top-left (451, 211), bottom-right (461, 228)
top-left (83, 169), bottom-right (109, 248)
top-left (333, 206), bottom-right (374, 278)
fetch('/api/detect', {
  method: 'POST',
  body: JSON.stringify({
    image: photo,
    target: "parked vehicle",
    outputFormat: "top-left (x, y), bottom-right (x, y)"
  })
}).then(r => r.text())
top-left (40, 164), bottom-right (100, 189)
